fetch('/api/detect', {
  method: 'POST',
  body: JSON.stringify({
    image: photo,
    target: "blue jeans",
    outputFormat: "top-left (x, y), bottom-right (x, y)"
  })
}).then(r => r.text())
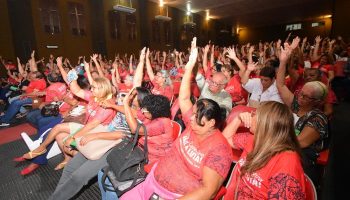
top-left (26, 109), bottom-right (62, 129)
top-left (32, 117), bottom-right (63, 165)
top-left (0, 97), bottom-right (32, 123)
top-left (98, 170), bottom-right (119, 200)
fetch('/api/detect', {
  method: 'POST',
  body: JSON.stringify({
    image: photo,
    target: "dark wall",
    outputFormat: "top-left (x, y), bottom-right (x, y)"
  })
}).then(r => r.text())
top-left (7, 0), bottom-right (37, 61)
top-left (332, 0), bottom-right (350, 41)
top-left (237, 18), bottom-right (332, 44)
top-left (0, 0), bottom-right (15, 63)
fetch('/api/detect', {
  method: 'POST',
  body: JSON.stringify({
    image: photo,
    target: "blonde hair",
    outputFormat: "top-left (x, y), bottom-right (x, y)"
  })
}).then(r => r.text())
top-left (240, 101), bottom-right (301, 176)
top-left (304, 81), bottom-right (328, 100)
top-left (93, 77), bottom-right (113, 102)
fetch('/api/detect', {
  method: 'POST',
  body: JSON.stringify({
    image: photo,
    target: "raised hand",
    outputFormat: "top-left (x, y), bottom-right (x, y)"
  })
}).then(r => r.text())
top-left (247, 62), bottom-right (258, 71)
top-left (279, 43), bottom-right (293, 62)
top-left (239, 112), bottom-right (253, 128)
top-left (204, 44), bottom-right (210, 53)
top-left (290, 36), bottom-right (300, 50)
top-left (249, 46), bottom-right (255, 54)
top-left (56, 57), bottom-right (63, 66)
top-left (31, 50), bottom-right (35, 58)
top-left (315, 35), bottom-right (322, 43)
top-left (146, 48), bottom-right (150, 59)
top-left (226, 47), bottom-right (237, 59)
top-left (139, 47), bottom-right (146, 62)
top-left (91, 54), bottom-right (98, 60)
top-left (302, 37), bottom-right (307, 43)
top-left (188, 37), bottom-right (198, 64)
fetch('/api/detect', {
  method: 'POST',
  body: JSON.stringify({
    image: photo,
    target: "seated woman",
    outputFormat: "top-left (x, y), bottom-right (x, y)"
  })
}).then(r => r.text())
top-left (223, 101), bottom-right (306, 199)
top-left (277, 39), bottom-right (329, 184)
top-left (48, 87), bottom-right (151, 200)
top-left (21, 58), bottom-right (116, 170)
top-left (144, 48), bottom-right (174, 101)
top-left (13, 75), bottom-right (89, 176)
top-left (103, 37), bottom-right (233, 200)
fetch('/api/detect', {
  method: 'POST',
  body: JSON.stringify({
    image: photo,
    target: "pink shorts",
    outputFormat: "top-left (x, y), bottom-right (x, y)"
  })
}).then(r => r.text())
top-left (120, 163), bottom-right (182, 200)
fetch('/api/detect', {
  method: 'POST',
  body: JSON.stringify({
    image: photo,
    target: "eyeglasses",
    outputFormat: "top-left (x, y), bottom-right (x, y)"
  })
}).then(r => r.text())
top-left (299, 91), bottom-right (317, 101)
top-left (141, 107), bottom-right (149, 114)
top-left (207, 79), bottom-right (224, 87)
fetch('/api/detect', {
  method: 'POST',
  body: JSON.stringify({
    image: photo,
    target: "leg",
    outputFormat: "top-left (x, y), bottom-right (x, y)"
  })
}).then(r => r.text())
top-left (0, 97), bottom-right (32, 123)
top-left (54, 132), bottom-right (72, 170)
top-left (26, 109), bottom-right (41, 128)
top-left (49, 151), bottom-right (110, 200)
top-left (22, 122), bottom-right (70, 159)
top-left (98, 170), bottom-right (119, 200)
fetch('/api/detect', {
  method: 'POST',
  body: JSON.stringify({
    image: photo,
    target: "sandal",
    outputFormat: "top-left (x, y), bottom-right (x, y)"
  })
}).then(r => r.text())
top-left (20, 163), bottom-right (40, 176)
top-left (54, 161), bottom-right (68, 171)
top-left (23, 149), bottom-right (47, 160)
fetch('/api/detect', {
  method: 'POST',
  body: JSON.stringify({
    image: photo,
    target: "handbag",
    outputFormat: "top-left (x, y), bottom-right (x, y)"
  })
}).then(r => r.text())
top-left (41, 102), bottom-right (60, 117)
top-left (101, 122), bottom-right (148, 197)
top-left (75, 125), bottom-right (122, 160)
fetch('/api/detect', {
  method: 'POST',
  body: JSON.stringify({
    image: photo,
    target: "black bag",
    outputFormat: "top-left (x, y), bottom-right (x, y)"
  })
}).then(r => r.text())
top-left (102, 122), bottom-right (148, 197)
top-left (41, 102), bottom-right (60, 117)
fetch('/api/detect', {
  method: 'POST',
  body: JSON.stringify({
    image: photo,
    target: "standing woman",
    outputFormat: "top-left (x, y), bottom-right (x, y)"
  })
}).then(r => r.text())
top-left (21, 58), bottom-right (116, 170)
top-left (223, 101), bottom-right (306, 199)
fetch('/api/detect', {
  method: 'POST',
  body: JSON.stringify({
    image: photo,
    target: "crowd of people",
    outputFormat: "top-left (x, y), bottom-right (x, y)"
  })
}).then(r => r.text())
top-left (0, 34), bottom-right (349, 199)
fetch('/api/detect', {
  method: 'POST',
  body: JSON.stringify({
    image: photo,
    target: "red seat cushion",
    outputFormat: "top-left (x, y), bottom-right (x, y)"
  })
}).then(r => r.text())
top-left (317, 149), bottom-right (329, 165)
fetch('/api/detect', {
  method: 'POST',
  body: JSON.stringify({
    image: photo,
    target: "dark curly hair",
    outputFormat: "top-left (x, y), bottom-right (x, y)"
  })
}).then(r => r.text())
top-left (135, 87), bottom-right (151, 107)
top-left (141, 95), bottom-right (171, 119)
top-left (195, 98), bottom-right (224, 130)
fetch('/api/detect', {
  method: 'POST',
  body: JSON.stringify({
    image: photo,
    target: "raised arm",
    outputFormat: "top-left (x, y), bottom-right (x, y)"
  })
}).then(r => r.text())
top-left (210, 45), bottom-right (215, 68)
top-left (57, 57), bottom-right (85, 99)
top-left (179, 37), bottom-right (198, 115)
top-left (29, 50), bottom-right (38, 72)
top-left (84, 58), bottom-right (95, 85)
top-left (91, 54), bottom-right (105, 78)
top-left (161, 51), bottom-right (166, 69)
top-left (17, 57), bottom-right (27, 78)
top-left (133, 47), bottom-right (146, 87)
top-left (145, 48), bottom-right (155, 81)
top-left (276, 38), bottom-right (300, 107)
top-left (311, 36), bottom-right (322, 62)
top-left (240, 62), bottom-right (257, 85)
top-left (226, 46), bottom-right (246, 78)
top-left (128, 55), bottom-right (134, 74)
top-left (202, 45), bottom-right (210, 73)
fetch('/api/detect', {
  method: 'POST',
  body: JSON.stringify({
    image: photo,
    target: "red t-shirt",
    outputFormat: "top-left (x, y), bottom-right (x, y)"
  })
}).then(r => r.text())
top-left (151, 81), bottom-right (174, 101)
top-left (154, 107), bottom-right (233, 194)
top-left (225, 133), bottom-right (306, 199)
top-left (225, 74), bottom-right (248, 103)
top-left (117, 83), bottom-right (133, 93)
top-left (26, 79), bottom-right (47, 94)
top-left (83, 90), bottom-right (116, 125)
top-left (45, 82), bottom-right (67, 102)
top-left (138, 117), bottom-right (175, 164)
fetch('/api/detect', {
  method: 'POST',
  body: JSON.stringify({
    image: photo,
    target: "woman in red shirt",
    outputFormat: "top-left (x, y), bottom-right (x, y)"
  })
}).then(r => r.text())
top-left (120, 38), bottom-right (233, 200)
top-left (223, 101), bottom-right (306, 199)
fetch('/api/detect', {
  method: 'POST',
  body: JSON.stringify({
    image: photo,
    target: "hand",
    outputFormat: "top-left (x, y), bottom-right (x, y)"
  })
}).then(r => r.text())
top-left (146, 48), bottom-right (150, 59)
top-left (239, 112), bottom-right (253, 128)
top-left (100, 100), bottom-right (115, 109)
top-left (31, 50), bottom-right (35, 58)
top-left (79, 135), bottom-right (96, 146)
top-left (226, 47), bottom-right (237, 59)
top-left (290, 36), bottom-right (300, 50)
top-left (329, 39), bottom-right (336, 46)
top-left (139, 47), bottom-right (146, 62)
top-left (315, 35), bottom-right (322, 43)
top-left (91, 54), bottom-right (98, 60)
top-left (188, 37), bottom-right (198, 65)
top-left (247, 62), bottom-right (258, 71)
top-left (279, 43), bottom-right (292, 62)
top-left (83, 60), bottom-right (90, 72)
top-left (64, 137), bottom-right (74, 148)
top-left (204, 45), bottom-right (210, 53)
top-left (276, 39), bottom-right (281, 47)
top-left (56, 57), bottom-right (63, 66)
top-left (249, 46), bottom-right (255, 54)
top-left (303, 37), bottom-right (307, 43)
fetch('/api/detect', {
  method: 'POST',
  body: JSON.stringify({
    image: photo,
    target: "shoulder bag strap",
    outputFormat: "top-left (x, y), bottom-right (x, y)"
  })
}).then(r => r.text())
top-left (132, 122), bottom-right (148, 163)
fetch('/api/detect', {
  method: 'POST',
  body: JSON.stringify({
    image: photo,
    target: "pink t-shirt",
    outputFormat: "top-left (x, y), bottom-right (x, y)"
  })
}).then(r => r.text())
top-left (225, 133), bottom-right (306, 199)
top-left (138, 117), bottom-right (175, 164)
top-left (45, 82), bottom-right (67, 102)
top-left (151, 81), bottom-right (174, 101)
top-left (83, 90), bottom-right (116, 125)
top-left (154, 107), bottom-right (233, 194)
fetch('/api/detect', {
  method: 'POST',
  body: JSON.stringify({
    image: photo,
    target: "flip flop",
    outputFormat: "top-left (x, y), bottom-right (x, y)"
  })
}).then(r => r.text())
top-left (54, 161), bottom-right (68, 171)
top-left (20, 164), bottom-right (40, 176)
top-left (23, 149), bottom-right (47, 160)
top-left (13, 156), bottom-right (26, 162)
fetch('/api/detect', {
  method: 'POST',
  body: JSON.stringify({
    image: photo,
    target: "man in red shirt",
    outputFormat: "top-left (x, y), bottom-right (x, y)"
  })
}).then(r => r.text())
top-left (0, 71), bottom-right (47, 126)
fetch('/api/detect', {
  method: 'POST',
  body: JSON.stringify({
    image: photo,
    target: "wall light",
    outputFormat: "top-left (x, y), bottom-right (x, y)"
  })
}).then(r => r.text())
top-left (159, 0), bottom-right (164, 7)
top-left (206, 10), bottom-right (210, 20)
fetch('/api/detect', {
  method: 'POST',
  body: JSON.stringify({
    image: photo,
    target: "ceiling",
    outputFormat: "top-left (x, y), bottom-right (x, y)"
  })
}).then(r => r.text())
top-left (150, 0), bottom-right (333, 28)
